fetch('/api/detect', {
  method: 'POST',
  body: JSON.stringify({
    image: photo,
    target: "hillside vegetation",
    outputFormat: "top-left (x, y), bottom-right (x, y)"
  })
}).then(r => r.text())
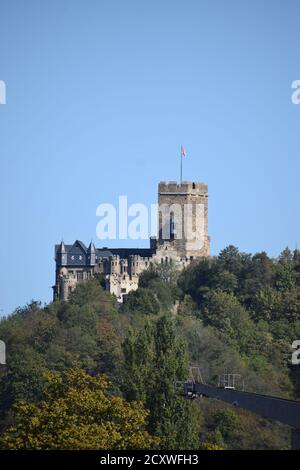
top-left (0, 245), bottom-right (299, 449)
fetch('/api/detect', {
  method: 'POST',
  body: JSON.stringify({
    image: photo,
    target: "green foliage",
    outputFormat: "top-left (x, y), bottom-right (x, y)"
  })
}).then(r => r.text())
top-left (139, 263), bottom-right (181, 311)
top-left (0, 245), bottom-right (299, 450)
top-left (177, 245), bottom-right (299, 406)
top-left (199, 401), bottom-right (290, 450)
top-left (143, 262), bottom-right (180, 285)
top-left (122, 316), bottom-right (201, 449)
top-left (202, 290), bottom-right (250, 342)
top-left (121, 288), bottom-right (160, 316)
top-left (0, 280), bottom-right (125, 424)
top-left (210, 408), bottom-right (240, 443)
top-left (0, 369), bottom-right (159, 450)
top-left (139, 264), bottom-right (160, 287)
top-left (68, 278), bottom-right (116, 313)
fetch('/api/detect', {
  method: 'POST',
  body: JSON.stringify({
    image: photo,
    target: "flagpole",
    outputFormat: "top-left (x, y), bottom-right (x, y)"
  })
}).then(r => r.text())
top-left (180, 147), bottom-right (182, 185)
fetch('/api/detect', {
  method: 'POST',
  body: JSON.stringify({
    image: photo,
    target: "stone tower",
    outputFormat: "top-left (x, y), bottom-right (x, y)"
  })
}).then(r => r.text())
top-left (157, 181), bottom-right (210, 259)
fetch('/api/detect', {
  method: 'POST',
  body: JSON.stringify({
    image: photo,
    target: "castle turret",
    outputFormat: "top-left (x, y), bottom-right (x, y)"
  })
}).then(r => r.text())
top-left (110, 255), bottom-right (120, 274)
top-left (56, 240), bottom-right (67, 266)
top-left (87, 241), bottom-right (96, 266)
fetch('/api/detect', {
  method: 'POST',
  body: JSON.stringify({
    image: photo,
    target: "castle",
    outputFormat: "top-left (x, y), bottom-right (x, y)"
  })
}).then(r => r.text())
top-left (53, 181), bottom-right (210, 302)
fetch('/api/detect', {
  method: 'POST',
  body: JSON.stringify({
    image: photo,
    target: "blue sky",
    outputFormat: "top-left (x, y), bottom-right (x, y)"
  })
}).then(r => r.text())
top-left (0, 0), bottom-right (299, 315)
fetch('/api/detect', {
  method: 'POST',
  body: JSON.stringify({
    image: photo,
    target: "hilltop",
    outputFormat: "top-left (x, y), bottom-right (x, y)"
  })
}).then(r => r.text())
top-left (0, 245), bottom-right (299, 449)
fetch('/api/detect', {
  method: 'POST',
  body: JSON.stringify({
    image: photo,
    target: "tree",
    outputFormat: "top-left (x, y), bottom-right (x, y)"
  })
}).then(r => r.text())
top-left (251, 286), bottom-right (282, 322)
top-left (235, 252), bottom-right (274, 307)
top-left (178, 258), bottom-right (215, 305)
top-left (121, 288), bottom-right (160, 316)
top-left (275, 263), bottom-right (297, 292)
top-left (177, 294), bottom-right (198, 317)
top-left (122, 322), bottom-right (156, 403)
top-left (201, 289), bottom-right (271, 357)
top-left (69, 278), bottom-right (116, 314)
top-left (279, 247), bottom-right (293, 263)
top-left (139, 263), bottom-right (181, 310)
top-left (210, 408), bottom-right (240, 445)
top-left (218, 245), bottom-right (244, 275)
top-left (122, 316), bottom-right (201, 449)
top-left (202, 290), bottom-right (250, 342)
top-left (252, 285), bottom-right (300, 324)
top-left (0, 369), bottom-right (159, 450)
top-left (139, 264), bottom-right (159, 287)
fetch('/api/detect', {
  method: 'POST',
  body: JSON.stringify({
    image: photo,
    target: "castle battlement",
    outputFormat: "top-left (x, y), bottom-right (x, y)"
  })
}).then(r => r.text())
top-left (158, 181), bottom-right (208, 194)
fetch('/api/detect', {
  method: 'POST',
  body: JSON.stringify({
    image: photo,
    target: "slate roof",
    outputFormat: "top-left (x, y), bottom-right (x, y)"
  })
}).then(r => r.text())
top-left (55, 241), bottom-right (154, 262)
top-left (109, 248), bottom-right (154, 258)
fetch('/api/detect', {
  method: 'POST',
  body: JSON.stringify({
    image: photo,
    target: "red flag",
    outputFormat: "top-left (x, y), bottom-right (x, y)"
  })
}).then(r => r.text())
top-left (181, 145), bottom-right (186, 157)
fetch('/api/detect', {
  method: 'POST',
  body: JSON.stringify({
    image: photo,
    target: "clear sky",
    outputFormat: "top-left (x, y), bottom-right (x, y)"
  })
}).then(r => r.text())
top-left (0, 0), bottom-right (300, 315)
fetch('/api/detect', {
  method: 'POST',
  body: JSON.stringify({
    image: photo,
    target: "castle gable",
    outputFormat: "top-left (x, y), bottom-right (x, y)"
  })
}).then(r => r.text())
top-left (66, 240), bottom-right (88, 266)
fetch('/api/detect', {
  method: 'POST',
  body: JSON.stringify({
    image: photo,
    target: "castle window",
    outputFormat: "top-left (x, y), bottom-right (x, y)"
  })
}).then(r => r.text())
top-left (170, 212), bottom-right (175, 240)
top-left (192, 182), bottom-right (196, 189)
